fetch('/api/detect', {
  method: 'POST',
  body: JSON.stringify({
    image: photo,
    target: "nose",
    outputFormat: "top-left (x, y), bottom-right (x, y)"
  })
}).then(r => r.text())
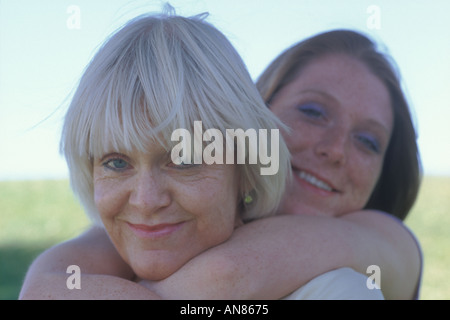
top-left (314, 128), bottom-right (348, 166)
top-left (129, 169), bottom-right (171, 214)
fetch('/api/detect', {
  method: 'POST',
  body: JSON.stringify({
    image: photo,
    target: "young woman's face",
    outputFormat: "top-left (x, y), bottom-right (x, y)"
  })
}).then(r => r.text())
top-left (93, 143), bottom-right (241, 280)
top-left (270, 54), bottom-right (393, 217)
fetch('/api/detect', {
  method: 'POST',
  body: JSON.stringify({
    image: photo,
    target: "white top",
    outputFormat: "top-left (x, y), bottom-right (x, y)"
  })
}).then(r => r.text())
top-left (283, 267), bottom-right (384, 300)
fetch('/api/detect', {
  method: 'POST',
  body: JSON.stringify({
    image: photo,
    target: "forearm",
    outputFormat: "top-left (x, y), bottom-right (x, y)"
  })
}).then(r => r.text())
top-left (21, 213), bottom-right (420, 300)
top-left (148, 211), bottom-right (420, 300)
top-left (20, 272), bottom-right (160, 300)
top-left (145, 214), bottom-right (357, 299)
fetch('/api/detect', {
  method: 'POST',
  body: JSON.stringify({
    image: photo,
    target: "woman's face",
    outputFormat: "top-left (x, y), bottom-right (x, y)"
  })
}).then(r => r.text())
top-left (270, 54), bottom-right (393, 217)
top-left (93, 142), bottom-right (241, 280)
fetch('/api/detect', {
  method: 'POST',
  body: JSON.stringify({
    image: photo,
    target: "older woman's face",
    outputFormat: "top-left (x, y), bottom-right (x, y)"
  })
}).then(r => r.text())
top-left (270, 54), bottom-right (393, 217)
top-left (93, 143), bottom-right (241, 280)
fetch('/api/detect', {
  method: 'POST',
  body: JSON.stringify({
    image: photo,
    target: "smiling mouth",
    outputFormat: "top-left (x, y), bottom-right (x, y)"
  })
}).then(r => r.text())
top-left (297, 170), bottom-right (338, 192)
top-left (127, 222), bottom-right (184, 239)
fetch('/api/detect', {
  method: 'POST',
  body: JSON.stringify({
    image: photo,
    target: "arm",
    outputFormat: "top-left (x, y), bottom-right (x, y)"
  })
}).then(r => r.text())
top-left (20, 211), bottom-right (421, 300)
top-left (340, 210), bottom-right (421, 299)
top-left (141, 210), bottom-right (420, 300)
top-left (19, 226), bottom-right (160, 300)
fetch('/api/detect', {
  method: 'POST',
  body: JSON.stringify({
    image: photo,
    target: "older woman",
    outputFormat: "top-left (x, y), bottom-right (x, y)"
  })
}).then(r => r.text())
top-left (20, 10), bottom-right (290, 297)
top-left (20, 14), bottom-right (420, 299)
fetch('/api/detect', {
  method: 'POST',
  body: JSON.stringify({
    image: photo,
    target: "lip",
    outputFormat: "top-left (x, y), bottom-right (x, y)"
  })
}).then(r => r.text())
top-left (127, 222), bottom-right (185, 239)
top-left (293, 168), bottom-right (340, 195)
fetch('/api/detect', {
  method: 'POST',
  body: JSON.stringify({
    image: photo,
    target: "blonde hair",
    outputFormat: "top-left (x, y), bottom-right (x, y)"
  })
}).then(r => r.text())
top-left (61, 10), bottom-right (290, 225)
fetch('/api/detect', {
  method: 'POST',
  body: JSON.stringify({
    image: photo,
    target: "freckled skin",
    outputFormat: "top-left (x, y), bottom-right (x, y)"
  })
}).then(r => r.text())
top-left (270, 54), bottom-right (393, 217)
top-left (93, 146), bottom-right (242, 280)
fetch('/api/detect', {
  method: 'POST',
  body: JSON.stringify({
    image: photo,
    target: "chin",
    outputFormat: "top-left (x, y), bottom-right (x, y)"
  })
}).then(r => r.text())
top-left (126, 253), bottom-right (186, 281)
top-left (132, 262), bottom-right (179, 281)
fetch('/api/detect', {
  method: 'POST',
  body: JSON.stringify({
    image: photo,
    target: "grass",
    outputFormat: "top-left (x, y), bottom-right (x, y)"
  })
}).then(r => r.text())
top-left (0, 180), bottom-right (89, 300)
top-left (404, 176), bottom-right (450, 300)
top-left (1, 177), bottom-right (449, 300)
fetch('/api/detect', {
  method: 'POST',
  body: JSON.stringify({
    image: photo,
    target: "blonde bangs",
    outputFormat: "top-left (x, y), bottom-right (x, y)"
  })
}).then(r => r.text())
top-left (61, 12), bottom-right (291, 224)
top-left (82, 15), bottom-right (247, 159)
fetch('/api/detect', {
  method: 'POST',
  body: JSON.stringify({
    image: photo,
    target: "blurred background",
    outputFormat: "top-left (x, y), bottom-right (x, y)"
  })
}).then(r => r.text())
top-left (1, 0), bottom-right (449, 299)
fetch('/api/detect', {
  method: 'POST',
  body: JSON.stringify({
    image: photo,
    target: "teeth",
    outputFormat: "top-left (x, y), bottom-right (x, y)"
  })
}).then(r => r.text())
top-left (298, 171), bottom-right (333, 192)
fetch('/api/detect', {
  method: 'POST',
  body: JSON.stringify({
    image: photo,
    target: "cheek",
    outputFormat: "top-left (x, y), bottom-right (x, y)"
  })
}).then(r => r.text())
top-left (93, 178), bottom-right (128, 220)
top-left (201, 205), bottom-right (237, 247)
top-left (193, 172), bottom-right (240, 239)
top-left (282, 123), bottom-right (317, 154)
top-left (174, 187), bottom-right (236, 257)
top-left (350, 158), bottom-right (383, 205)
top-left (202, 185), bottom-right (238, 220)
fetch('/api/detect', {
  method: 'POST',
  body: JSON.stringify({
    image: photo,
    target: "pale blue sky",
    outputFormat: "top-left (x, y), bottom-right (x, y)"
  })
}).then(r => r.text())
top-left (1, 0), bottom-right (449, 180)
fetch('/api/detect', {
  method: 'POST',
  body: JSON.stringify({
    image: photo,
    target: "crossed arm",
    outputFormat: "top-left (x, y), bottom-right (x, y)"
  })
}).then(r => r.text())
top-left (19, 210), bottom-right (421, 300)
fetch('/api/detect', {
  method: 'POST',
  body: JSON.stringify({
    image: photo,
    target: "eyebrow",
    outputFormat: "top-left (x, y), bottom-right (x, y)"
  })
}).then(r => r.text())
top-left (363, 119), bottom-right (392, 137)
top-left (298, 89), bottom-right (338, 103)
top-left (299, 89), bottom-right (392, 136)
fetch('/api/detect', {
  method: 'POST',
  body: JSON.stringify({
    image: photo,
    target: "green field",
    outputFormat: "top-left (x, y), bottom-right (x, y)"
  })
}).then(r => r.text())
top-left (1, 177), bottom-right (449, 300)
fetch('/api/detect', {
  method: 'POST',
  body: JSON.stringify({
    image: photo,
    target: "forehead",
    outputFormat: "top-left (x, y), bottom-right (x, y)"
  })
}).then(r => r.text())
top-left (286, 54), bottom-right (393, 131)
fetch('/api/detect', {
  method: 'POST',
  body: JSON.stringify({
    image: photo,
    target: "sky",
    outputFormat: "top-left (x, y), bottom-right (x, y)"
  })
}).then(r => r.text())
top-left (1, 0), bottom-right (449, 180)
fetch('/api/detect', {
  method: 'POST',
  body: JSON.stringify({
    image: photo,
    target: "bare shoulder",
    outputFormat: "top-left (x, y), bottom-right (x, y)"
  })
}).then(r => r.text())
top-left (19, 226), bottom-right (135, 299)
top-left (25, 226), bottom-right (130, 274)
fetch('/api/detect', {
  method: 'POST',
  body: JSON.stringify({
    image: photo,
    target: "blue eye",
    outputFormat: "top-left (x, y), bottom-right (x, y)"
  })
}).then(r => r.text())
top-left (104, 158), bottom-right (129, 171)
top-left (171, 161), bottom-right (198, 170)
top-left (298, 102), bottom-right (325, 119)
top-left (356, 134), bottom-right (380, 153)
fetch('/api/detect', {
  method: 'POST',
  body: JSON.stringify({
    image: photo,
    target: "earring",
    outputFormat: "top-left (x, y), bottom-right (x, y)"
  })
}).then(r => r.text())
top-left (244, 194), bottom-right (253, 205)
